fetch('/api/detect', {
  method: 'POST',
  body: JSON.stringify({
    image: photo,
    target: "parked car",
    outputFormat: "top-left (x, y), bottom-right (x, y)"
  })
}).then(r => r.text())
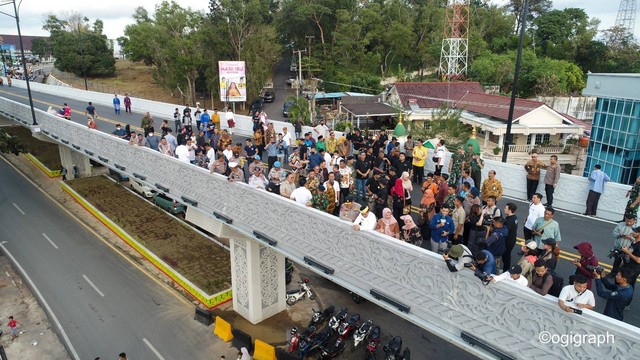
top-left (262, 91), bottom-right (275, 103)
top-left (109, 168), bottom-right (129, 181)
top-left (130, 179), bottom-right (156, 198)
top-left (283, 100), bottom-right (295, 117)
top-left (153, 193), bottom-right (186, 215)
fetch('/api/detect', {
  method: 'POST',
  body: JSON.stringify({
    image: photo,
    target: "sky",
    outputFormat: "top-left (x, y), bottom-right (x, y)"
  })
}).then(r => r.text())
top-left (0, 0), bottom-right (636, 40)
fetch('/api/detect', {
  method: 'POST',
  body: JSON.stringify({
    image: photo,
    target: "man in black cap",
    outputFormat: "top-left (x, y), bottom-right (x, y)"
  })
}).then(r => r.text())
top-left (489, 264), bottom-right (528, 288)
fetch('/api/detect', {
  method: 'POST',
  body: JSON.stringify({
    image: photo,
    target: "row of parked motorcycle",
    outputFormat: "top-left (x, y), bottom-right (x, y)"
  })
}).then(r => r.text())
top-left (287, 305), bottom-right (411, 359)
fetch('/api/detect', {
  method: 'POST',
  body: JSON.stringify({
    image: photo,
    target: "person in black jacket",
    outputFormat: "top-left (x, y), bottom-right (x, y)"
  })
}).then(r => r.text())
top-left (502, 202), bottom-right (519, 271)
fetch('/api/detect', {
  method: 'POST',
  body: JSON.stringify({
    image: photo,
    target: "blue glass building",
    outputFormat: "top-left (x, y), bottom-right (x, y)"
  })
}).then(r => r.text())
top-left (583, 74), bottom-right (640, 185)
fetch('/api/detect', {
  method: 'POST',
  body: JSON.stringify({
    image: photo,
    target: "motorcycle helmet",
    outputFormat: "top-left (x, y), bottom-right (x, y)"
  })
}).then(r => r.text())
top-left (290, 327), bottom-right (298, 335)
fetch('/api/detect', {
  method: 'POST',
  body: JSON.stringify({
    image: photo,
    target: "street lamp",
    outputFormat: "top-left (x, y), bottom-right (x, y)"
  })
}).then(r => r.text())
top-left (502, 0), bottom-right (528, 163)
top-left (0, 0), bottom-right (37, 125)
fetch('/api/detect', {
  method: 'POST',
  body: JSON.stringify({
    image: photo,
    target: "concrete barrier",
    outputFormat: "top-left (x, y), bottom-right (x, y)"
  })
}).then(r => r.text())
top-left (24, 153), bottom-right (61, 177)
top-left (213, 316), bottom-right (234, 342)
top-left (252, 339), bottom-right (276, 360)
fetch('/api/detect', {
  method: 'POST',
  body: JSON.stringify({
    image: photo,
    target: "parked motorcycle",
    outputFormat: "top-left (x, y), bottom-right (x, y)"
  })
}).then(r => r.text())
top-left (309, 305), bottom-right (335, 328)
top-left (319, 338), bottom-right (347, 359)
top-left (337, 313), bottom-right (360, 341)
top-left (286, 278), bottom-right (315, 305)
top-left (296, 325), bottom-right (318, 358)
top-left (366, 326), bottom-right (381, 357)
top-left (285, 258), bottom-right (294, 285)
top-left (288, 327), bottom-right (300, 353)
top-left (353, 319), bottom-right (374, 348)
top-left (302, 328), bottom-right (332, 358)
top-left (383, 336), bottom-right (403, 360)
top-left (328, 307), bottom-right (348, 332)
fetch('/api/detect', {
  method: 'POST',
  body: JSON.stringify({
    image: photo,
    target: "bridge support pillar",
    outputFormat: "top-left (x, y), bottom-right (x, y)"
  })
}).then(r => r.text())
top-left (228, 227), bottom-right (286, 324)
top-left (59, 145), bottom-right (91, 180)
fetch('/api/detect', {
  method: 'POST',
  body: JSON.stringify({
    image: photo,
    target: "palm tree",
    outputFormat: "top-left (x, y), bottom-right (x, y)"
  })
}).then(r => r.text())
top-left (286, 96), bottom-right (311, 125)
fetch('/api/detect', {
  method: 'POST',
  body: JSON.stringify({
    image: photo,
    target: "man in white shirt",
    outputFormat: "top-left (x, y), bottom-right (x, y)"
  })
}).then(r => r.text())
top-left (490, 265), bottom-right (529, 288)
top-left (290, 178), bottom-right (313, 205)
top-left (222, 144), bottom-right (234, 160)
top-left (282, 127), bottom-right (293, 159)
top-left (248, 167), bottom-right (268, 190)
top-left (314, 121), bottom-right (329, 140)
top-left (352, 207), bottom-right (377, 231)
top-left (175, 141), bottom-right (191, 164)
top-left (523, 192), bottom-right (546, 242)
top-left (558, 274), bottom-right (596, 313)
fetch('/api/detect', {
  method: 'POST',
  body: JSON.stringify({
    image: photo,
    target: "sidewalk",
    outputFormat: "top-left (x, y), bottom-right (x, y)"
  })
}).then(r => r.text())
top-left (0, 255), bottom-right (69, 359)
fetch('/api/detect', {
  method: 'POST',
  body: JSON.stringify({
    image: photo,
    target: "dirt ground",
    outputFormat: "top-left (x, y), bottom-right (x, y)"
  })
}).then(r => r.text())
top-left (67, 176), bottom-right (231, 294)
top-left (5, 125), bottom-right (61, 171)
top-left (0, 255), bottom-right (69, 359)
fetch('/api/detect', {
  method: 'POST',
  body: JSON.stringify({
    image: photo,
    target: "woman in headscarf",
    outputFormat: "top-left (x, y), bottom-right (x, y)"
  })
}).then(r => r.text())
top-left (400, 215), bottom-right (423, 247)
top-left (375, 208), bottom-right (400, 239)
top-left (337, 135), bottom-right (350, 157)
top-left (391, 177), bottom-right (410, 221)
top-left (419, 181), bottom-right (436, 227)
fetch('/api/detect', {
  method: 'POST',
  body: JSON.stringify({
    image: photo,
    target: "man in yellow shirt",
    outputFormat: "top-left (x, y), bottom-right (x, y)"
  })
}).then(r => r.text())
top-left (412, 139), bottom-right (428, 184)
top-left (211, 109), bottom-right (221, 130)
top-left (481, 170), bottom-right (503, 204)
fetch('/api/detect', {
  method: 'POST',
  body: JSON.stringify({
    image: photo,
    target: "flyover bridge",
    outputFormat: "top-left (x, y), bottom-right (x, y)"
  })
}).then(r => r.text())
top-left (1, 84), bottom-right (638, 360)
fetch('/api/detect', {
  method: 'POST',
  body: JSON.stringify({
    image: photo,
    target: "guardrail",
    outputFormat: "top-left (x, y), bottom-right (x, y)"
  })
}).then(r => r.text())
top-left (2, 95), bottom-right (639, 359)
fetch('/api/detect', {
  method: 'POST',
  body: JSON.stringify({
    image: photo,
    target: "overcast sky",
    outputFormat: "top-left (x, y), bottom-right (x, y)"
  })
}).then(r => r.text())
top-left (0, 0), bottom-right (635, 40)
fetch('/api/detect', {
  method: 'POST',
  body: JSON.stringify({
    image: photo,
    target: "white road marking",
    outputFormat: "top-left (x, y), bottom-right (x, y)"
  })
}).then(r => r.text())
top-left (0, 243), bottom-right (80, 360)
top-left (143, 338), bottom-right (167, 360)
top-left (82, 275), bottom-right (105, 297)
top-left (12, 202), bottom-right (25, 215)
top-left (42, 233), bottom-right (59, 249)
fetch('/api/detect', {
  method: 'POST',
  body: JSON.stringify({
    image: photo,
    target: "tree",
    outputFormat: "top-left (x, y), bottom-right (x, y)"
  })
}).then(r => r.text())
top-left (0, 129), bottom-right (28, 156)
top-left (285, 96), bottom-right (310, 124)
top-left (506, 0), bottom-right (552, 33)
top-left (42, 13), bottom-right (115, 76)
top-left (533, 8), bottom-right (598, 64)
top-left (121, 1), bottom-right (209, 104)
top-left (31, 38), bottom-right (52, 59)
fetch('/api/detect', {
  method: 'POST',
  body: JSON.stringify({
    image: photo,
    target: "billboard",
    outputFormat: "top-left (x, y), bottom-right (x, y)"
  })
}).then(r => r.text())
top-left (218, 61), bottom-right (246, 102)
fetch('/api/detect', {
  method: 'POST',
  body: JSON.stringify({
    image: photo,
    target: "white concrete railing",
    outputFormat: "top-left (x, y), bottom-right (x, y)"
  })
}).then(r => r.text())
top-left (2, 96), bottom-right (639, 359)
top-left (10, 79), bottom-right (341, 140)
top-left (6, 79), bottom-right (630, 222)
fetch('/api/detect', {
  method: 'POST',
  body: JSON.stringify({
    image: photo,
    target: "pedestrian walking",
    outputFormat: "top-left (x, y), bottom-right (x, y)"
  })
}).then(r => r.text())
top-left (7, 316), bottom-right (19, 340)
top-left (118, 352), bottom-right (127, 360)
top-left (584, 164), bottom-right (610, 217)
top-left (124, 94), bottom-right (132, 113)
top-left (85, 101), bottom-right (98, 120)
top-left (113, 95), bottom-right (121, 114)
top-left (544, 155), bottom-right (560, 206)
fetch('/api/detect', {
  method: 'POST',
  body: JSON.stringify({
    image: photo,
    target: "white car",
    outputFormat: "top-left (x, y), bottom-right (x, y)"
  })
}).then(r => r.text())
top-left (130, 179), bottom-right (156, 198)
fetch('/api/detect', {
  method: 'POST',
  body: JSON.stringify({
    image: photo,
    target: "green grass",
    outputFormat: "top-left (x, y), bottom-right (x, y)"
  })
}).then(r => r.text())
top-left (67, 176), bottom-right (231, 294)
top-left (4, 124), bottom-right (61, 171)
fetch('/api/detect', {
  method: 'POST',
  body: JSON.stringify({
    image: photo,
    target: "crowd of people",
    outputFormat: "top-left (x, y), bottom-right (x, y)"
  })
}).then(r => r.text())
top-left (106, 104), bottom-right (640, 324)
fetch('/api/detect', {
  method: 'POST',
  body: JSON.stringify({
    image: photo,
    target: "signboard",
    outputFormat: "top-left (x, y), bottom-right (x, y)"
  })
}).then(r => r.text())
top-left (218, 61), bottom-right (246, 102)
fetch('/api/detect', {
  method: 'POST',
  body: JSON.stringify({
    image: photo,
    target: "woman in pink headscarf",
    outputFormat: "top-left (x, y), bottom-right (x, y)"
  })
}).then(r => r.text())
top-left (400, 215), bottom-right (423, 247)
top-left (375, 208), bottom-right (400, 239)
top-left (391, 177), bottom-right (410, 221)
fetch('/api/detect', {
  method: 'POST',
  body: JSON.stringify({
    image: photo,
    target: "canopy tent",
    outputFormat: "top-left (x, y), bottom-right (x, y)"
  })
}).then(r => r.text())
top-left (340, 102), bottom-right (399, 129)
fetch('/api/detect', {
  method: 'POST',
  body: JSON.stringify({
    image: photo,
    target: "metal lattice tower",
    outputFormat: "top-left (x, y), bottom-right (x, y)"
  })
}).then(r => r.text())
top-left (615, 0), bottom-right (637, 37)
top-left (438, 0), bottom-right (470, 80)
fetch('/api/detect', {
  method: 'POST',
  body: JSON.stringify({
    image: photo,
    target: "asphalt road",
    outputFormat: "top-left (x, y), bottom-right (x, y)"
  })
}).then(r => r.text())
top-left (0, 158), bottom-right (232, 359)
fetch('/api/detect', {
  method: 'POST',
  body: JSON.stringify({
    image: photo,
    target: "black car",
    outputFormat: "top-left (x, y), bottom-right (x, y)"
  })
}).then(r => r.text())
top-left (262, 91), bottom-right (275, 103)
top-left (283, 100), bottom-right (295, 117)
top-left (250, 98), bottom-right (264, 114)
